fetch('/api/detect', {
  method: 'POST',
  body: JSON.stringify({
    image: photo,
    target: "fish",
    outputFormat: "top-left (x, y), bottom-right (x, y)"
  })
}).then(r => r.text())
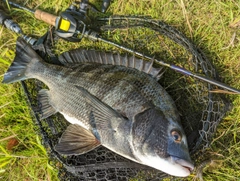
top-left (2, 37), bottom-right (194, 177)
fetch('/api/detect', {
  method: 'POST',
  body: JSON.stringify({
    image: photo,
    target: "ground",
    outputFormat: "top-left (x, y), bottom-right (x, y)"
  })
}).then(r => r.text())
top-left (0, 0), bottom-right (240, 180)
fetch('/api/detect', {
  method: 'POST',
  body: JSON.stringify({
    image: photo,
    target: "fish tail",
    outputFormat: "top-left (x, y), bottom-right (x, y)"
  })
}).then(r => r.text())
top-left (2, 37), bottom-right (42, 84)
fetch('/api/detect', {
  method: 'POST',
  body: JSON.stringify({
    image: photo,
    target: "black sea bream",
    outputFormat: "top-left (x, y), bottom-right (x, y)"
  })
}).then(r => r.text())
top-left (3, 38), bottom-right (194, 177)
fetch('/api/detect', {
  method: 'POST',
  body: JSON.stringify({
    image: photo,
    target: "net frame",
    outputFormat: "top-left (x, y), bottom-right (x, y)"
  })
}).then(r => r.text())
top-left (20, 16), bottom-right (230, 180)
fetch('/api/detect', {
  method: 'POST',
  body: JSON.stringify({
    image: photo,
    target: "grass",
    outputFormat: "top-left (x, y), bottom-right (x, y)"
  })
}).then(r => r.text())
top-left (0, 0), bottom-right (240, 180)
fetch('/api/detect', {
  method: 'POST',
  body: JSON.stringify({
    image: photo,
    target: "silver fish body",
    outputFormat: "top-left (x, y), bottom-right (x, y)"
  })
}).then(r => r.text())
top-left (3, 38), bottom-right (194, 177)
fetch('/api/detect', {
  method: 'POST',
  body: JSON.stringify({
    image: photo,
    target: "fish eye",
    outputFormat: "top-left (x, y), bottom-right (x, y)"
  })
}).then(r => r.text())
top-left (171, 130), bottom-right (182, 143)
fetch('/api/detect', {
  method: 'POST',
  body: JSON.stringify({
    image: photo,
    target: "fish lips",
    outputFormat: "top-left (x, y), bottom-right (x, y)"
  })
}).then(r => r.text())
top-left (171, 156), bottom-right (194, 174)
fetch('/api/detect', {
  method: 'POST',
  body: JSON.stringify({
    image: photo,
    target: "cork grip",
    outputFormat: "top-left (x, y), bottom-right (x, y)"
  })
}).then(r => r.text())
top-left (34, 9), bottom-right (57, 26)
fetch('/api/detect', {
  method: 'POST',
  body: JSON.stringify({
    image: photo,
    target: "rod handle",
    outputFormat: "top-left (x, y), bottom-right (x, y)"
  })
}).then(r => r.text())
top-left (34, 9), bottom-right (57, 26)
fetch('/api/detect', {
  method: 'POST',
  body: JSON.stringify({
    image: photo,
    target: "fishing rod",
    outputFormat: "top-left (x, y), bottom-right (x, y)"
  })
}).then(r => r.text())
top-left (95, 37), bottom-right (240, 94)
top-left (1, 0), bottom-right (240, 94)
top-left (0, 8), bottom-right (37, 44)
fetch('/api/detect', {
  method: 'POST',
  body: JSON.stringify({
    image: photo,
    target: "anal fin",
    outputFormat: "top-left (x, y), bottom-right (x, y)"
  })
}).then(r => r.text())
top-left (55, 124), bottom-right (100, 155)
top-left (38, 89), bottom-right (57, 119)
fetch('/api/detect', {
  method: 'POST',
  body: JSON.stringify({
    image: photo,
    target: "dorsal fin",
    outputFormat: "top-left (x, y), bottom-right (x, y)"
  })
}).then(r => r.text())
top-left (58, 49), bottom-right (163, 78)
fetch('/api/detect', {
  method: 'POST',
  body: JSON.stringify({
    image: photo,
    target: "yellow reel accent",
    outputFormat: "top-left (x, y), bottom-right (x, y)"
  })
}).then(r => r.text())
top-left (59, 18), bottom-right (70, 31)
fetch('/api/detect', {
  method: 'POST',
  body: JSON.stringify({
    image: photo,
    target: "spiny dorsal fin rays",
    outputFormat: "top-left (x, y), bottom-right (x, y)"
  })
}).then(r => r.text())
top-left (124, 54), bottom-right (129, 67)
top-left (146, 58), bottom-right (154, 74)
top-left (146, 56), bottom-right (164, 80)
top-left (156, 67), bottom-right (165, 81)
top-left (117, 53), bottom-right (121, 65)
top-left (111, 52), bottom-right (115, 65)
top-left (58, 49), bottom-right (163, 78)
top-left (132, 55), bottom-right (136, 68)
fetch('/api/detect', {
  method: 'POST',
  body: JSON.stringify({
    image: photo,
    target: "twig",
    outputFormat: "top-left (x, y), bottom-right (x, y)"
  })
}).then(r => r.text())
top-left (179, 0), bottom-right (193, 37)
top-left (0, 102), bottom-right (11, 109)
top-left (221, 32), bottom-right (236, 50)
top-left (209, 89), bottom-right (239, 94)
top-left (0, 134), bottom-right (17, 142)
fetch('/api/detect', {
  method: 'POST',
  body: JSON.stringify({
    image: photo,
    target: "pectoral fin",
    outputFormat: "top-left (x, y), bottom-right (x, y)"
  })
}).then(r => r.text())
top-left (75, 86), bottom-right (128, 131)
top-left (55, 124), bottom-right (100, 155)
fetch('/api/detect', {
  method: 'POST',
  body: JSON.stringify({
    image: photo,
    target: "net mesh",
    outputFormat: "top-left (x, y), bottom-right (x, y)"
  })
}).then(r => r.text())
top-left (21, 16), bottom-right (230, 180)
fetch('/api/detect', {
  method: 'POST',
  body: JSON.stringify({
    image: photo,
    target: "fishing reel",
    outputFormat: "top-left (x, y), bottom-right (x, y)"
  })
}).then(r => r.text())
top-left (55, 0), bottom-right (110, 42)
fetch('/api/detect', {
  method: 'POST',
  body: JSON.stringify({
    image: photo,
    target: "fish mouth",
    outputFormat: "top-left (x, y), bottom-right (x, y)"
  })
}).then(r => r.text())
top-left (171, 156), bottom-right (194, 173)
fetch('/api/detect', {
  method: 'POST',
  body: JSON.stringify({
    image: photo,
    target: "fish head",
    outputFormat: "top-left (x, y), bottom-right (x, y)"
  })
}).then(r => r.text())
top-left (131, 107), bottom-right (194, 177)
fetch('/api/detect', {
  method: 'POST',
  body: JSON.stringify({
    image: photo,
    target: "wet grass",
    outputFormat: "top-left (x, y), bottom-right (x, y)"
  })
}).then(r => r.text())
top-left (0, 0), bottom-right (240, 180)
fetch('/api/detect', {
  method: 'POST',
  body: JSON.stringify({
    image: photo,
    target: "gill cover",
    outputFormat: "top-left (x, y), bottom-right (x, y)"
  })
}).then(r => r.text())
top-left (131, 107), bottom-right (169, 159)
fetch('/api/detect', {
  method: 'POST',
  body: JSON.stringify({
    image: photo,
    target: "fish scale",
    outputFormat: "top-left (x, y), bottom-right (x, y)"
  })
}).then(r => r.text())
top-left (60, 51), bottom-right (177, 119)
top-left (61, 64), bottom-right (150, 118)
top-left (38, 64), bottom-right (145, 128)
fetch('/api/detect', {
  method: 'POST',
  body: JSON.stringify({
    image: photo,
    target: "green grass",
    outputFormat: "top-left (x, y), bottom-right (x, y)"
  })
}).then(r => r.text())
top-left (1, 0), bottom-right (240, 180)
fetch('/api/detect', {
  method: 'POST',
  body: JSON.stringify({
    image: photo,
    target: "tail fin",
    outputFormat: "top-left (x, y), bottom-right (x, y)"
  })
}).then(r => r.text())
top-left (2, 37), bottom-right (41, 84)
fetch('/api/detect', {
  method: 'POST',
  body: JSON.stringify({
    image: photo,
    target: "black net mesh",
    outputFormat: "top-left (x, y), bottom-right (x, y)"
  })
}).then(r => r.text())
top-left (20, 16), bottom-right (230, 180)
